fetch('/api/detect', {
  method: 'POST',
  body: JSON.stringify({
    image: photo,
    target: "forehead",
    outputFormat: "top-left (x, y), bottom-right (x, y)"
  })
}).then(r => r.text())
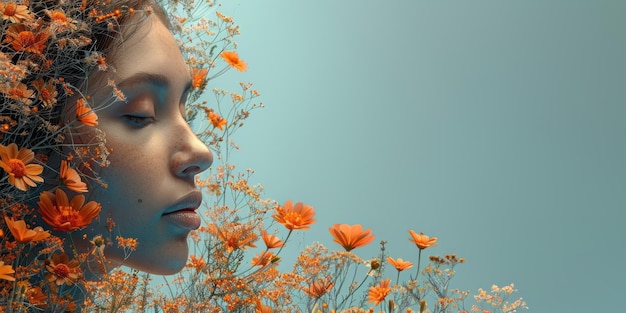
top-left (106, 15), bottom-right (190, 90)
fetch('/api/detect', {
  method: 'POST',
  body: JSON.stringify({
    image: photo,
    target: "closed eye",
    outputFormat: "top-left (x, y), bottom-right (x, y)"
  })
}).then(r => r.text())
top-left (122, 115), bottom-right (156, 128)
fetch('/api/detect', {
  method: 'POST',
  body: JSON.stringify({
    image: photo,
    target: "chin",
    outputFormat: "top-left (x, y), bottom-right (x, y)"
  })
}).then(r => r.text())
top-left (106, 244), bottom-right (189, 275)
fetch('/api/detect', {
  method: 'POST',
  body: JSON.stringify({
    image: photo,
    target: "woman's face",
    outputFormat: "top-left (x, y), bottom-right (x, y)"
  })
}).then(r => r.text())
top-left (75, 15), bottom-right (213, 274)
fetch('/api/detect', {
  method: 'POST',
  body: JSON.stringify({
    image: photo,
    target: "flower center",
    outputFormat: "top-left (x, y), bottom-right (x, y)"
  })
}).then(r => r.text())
top-left (284, 212), bottom-right (302, 225)
top-left (7, 158), bottom-right (26, 177)
top-left (53, 263), bottom-right (70, 278)
top-left (56, 206), bottom-right (81, 229)
top-left (40, 88), bottom-right (51, 101)
top-left (3, 3), bottom-right (16, 16)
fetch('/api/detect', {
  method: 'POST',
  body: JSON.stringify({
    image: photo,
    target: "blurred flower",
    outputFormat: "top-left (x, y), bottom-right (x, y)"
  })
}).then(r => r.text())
top-left (0, 81), bottom-right (35, 105)
top-left (4, 216), bottom-right (50, 244)
top-left (367, 278), bottom-right (391, 306)
top-left (408, 230), bottom-right (438, 250)
top-left (305, 276), bottom-right (334, 299)
top-left (273, 200), bottom-right (316, 230)
top-left (251, 251), bottom-right (277, 267)
top-left (328, 224), bottom-right (375, 251)
top-left (38, 189), bottom-right (101, 232)
top-left (386, 257), bottom-right (413, 272)
top-left (207, 223), bottom-right (258, 252)
top-left (75, 98), bottom-right (98, 126)
top-left (186, 254), bottom-right (207, 272)
top-left (220, 51), bottom-right (248, 72)
top-left (0, 261), bottom-right (16, 281)
top-left (0, 143), bottom-right (44, 191)
top-left (60, 160), bottom-right (88, 193)
top-left (45, 252), bottom-right (81, 286)
top-left (261, 230), bottom-right (283, 249)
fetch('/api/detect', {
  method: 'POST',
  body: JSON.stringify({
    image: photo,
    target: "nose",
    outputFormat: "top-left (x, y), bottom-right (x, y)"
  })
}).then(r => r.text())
top-left (172, 123), bottom-right (213, 178)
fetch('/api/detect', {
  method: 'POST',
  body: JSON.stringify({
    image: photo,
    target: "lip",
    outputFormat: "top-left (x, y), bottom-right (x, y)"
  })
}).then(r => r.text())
top-left (162, 190), bottom-right (203, 230)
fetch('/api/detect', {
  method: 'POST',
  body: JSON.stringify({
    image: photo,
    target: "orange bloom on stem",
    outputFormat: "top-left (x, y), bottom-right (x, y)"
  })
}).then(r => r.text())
top-left (0, 143), bottom-right (44, 191)
top-left (328, 223), bottom-right (375, 251)
top-left (0, 81), bottom-right (35, 105)
top-left (4, 24), bottom-right (48, 54)
top-left (60, 160), bottom-right (87, 193)
top-left (305, 276), bottom-right (334, 299)
top-left (0, 261), bottom-right (16, 281)
top-left (38, 189), bottom-right (101, 232)
top-left (75, 98), bottom-right (98, 126)
top-left (209, 111), bottom-right (227, 130)
top-left (386, 257), bottom-right (413, 272)
top-left (31, 78), bottom-right (58, 109)
top-left (251, 251), bottom-right (277, 267)
top-left (206, 223), bottom-right (258, 253)
top-left (45, 252), bottom-right (81, 286)
top-left (367, 278), bottom-right (391, 306)
top-left (220, 51), bottom-right (248, 72)
top-left (408, 230), bottom-right (438, 250)
top-left (190, 67), bottom-right (208, 89)
top-left (4, 216), bottom-right (50, 244)
top-left (261, 230), bottom-right (283, 249)
top-left (272, 200), bottom-right (316, 230)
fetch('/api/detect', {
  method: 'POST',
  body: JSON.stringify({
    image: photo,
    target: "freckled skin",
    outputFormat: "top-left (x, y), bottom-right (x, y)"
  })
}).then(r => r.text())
top-left (70, 15), bottom-right (213, 275)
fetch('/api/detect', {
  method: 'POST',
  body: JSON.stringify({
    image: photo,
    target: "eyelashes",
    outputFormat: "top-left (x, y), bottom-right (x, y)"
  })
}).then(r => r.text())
top-left (121, 115), bottom-right (156, 128)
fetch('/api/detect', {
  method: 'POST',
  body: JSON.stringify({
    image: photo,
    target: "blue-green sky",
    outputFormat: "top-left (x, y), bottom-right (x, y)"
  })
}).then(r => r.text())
top-left (209, 1), bottom-right (625, 312)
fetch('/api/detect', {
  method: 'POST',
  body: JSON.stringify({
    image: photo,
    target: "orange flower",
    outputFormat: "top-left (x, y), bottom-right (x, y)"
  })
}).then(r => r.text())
top-left (328, 223), bottom-right (375, 251)
top-left (45, 252), bottom-right (81, 285)
top-left (272, 200), bottom-right (316, 231)
top-left (0, 261), bottom-right (16, 281)
top-left (38, 189), bottom-right (101, 232)
top-left (386, 257), bottom-right (413, 272)
top-left (305, 277), bottom-right (334, 299)
top-left (206, 223), bottom-right (258, 253)
top-left (0, 143), bottom-right (44, 191)
top-left (261, 230), bottom-right (283, 249)
top-left (209, 111), bottom-right (227, 130)
top-left (220, 51), bottom-right (248, 72)
top-left (255, 298), bottom-right (272, 313)
top-left (186, 254), bottom-right (206, 272)
top-left (31, 78), bottom-right (58, 109)
top-left (367, 278), bottom-right (391, 306)
top-left (408, 230), bottom-right (438, 250)
top-left (75, 98), bottom-right (98, 126)
top-left (0, 81), bottom-right (35, 105)
top-left (4, 24), bottom-right (49, 54)
top-left (4, 216), bottom-right (50, 244)
top-left (190, 67), bottom-right (208, 89)
top-left (251, 251), bottom-right (277, 267)
top-left (60, 160), bottom-right (87, 193)
top-left (0, 2), bottom-right (32, 23)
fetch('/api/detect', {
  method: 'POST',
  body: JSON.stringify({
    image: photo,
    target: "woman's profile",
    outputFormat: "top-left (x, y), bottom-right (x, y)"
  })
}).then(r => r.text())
top-left (0, 0), bottom-right (219, 310)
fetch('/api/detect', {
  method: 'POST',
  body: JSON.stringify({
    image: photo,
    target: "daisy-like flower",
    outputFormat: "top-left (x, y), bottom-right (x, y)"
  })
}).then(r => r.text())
top-left (272, 200), bottom-right (316, 231)
top-left (328, 223), bottom-right (375, 252)
top-left (4, 24), bottom-right (49, 54)
top-left (386, 257), bottom-right (413, 272)
top-left (60, 160), bottom-right (88, 193)
top-left (190, 67), bottom-right (208, 89)
top-left (208, 111), bottom-right (227, 130)
top-left (38, 189), bottom-right (101, 232)
top-left (0, 81), bottom-right (35, 105)
top-left (367, 278), bottom-right (391, 306)
top-left (0, 261), bottom-right (16, 281)
top-left (4, 216), bottom-right (50, 244)
top-left (31, 78), bottom-right (58, 109)
top-left (45, 252), bottom-right (81, 286)
top-left (261, 230), bottom-right (283, 249)
top-left (0, 143), bottom-right (44, 191)
top-left (186, 254), bottom-right (207, 273)
top-left (220, 51), bottom-right (248, 72)
top-left (206, 223), bottom-right (258, 253)
top-left (75, 98), bottom-right (98, 126)
top-left (0, 2), bottom-right (32, 23)
top-left (408, 230), bottom-right (438, 250)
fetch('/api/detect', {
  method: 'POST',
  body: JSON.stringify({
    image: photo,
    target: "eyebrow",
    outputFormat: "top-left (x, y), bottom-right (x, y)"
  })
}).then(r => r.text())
top-left (116, 72), bottom-right (192, 96)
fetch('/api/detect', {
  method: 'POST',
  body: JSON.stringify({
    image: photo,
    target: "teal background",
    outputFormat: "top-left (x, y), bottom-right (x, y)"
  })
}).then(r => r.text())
top-left (209, 1), bottom-right (625, 312)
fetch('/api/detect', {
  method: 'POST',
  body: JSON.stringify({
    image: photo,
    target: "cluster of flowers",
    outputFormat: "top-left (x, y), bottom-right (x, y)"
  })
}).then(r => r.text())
top-left (0, 0), bottom-right (527, 312)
